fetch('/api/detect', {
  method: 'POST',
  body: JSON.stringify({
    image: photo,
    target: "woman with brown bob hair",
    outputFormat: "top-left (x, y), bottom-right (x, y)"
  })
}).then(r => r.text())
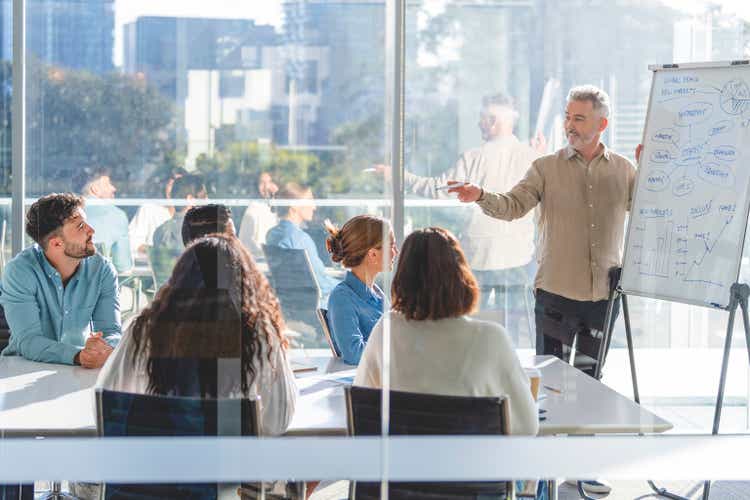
top-left (96, 234), bottom-right (297, 436)
top-left (325, 215), bottom-right (397, 365)
top-left (355, 227), bottom-right (538, 436)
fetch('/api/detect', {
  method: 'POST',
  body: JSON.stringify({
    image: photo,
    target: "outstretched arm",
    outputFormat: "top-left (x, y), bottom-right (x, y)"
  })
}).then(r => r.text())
top-left (448, 161), bottom-right (544, 221)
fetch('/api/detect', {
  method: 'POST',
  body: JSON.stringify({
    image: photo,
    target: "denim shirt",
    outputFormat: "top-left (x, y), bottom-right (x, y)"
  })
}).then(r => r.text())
top-left (265, 220), bottom-right (338, 300)
top-left (0, 245), bottom-right (121, 365)
top-left (85, 201), bottom-right (133, 273)
top-left (327, 271), bottom-right (384, 365)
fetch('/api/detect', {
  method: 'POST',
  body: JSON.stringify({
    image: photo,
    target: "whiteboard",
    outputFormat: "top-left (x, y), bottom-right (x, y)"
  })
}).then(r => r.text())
top-left (621, 61), bottom-right (750, 309)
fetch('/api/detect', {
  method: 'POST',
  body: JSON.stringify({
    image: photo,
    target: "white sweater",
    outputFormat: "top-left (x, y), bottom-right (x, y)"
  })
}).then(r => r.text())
top-left (354, 312), bottom-right (538, 436)
top-left (96, 324), bottom-right (298, 436)
top-left (404, 136), bottom-right (539, 271)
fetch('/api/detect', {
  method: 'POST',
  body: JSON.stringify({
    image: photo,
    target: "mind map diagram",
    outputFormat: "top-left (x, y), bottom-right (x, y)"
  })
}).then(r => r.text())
top-left (630, 73), bottom-right (750, 290)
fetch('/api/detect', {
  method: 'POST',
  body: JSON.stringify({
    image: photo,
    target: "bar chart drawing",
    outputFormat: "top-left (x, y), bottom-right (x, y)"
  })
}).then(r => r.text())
top-left (638, 221), bottom-right (674, 278)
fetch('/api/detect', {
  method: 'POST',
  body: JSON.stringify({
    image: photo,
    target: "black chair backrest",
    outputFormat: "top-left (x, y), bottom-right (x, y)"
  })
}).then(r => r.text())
top-left (345, 386), bottom-right (511, 499)
top-left (262, 244), bottom-right (320, 311)
top-left (316, 308), bottom-right (341, 358)
top-left (97, 389), bottom-right (259, 499)
top-left (303, 225), bottom-right (333, 267)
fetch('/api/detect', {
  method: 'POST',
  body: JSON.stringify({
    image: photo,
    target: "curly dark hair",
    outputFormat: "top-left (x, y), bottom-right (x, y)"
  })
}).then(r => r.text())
top-left (26, 193), bottom-right (84, 247)
top-left (129, 234), bottom-right (287, 398)
top-left (391, 227), bottom-right (479, 321)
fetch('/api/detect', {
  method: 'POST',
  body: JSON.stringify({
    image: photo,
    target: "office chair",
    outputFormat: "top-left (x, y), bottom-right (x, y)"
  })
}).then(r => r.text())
top-left (345, 386), bottom-right (513, 499)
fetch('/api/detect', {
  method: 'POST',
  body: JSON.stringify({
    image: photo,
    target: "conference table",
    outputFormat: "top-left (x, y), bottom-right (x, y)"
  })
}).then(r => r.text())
top-left (0, 352), bottom-right (672, 499)
top-left (0, 352), bottom-right (672, 437)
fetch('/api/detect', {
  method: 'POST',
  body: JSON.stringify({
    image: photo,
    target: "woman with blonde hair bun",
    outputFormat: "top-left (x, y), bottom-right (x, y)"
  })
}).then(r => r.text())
top-left (324, 215), bottom-right (397, 365)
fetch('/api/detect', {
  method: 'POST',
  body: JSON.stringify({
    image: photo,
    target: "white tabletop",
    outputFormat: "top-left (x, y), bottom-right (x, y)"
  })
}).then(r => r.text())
top-left (0, 357), bottom-right (99, 436)
top-left (287, 355), bottom-right (673, 436)
top-left (0, 354), bottom-right (672, 437)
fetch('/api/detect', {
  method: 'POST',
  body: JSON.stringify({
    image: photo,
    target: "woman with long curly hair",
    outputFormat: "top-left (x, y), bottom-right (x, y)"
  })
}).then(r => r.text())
top-left (97, 234), bottom-right (297, 435)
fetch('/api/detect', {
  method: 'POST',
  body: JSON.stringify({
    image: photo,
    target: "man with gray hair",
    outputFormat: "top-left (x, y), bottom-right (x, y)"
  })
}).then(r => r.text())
top-left (375, 92), bottom-right (544, 340)
top-left (449, 85), bottom-right (636, 374)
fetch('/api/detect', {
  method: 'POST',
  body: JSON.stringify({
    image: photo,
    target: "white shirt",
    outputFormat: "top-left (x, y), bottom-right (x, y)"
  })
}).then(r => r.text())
top-left (355, 312), bottom-right (538, 436)
top-left (96, 323), bottom-right (298, 436)
top-left (128, 204), bottom-right (172, 256)
top-left (239, 201), bottom-right (278, 255)
top-left (405, 135), bottom-right (539, 270)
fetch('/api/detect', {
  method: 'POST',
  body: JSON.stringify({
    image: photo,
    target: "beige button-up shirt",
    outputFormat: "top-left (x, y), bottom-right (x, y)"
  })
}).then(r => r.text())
top-left (477, 144), bottom-right (636, 302)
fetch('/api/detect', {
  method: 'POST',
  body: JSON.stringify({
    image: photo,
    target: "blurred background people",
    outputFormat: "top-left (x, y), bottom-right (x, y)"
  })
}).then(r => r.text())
top-left (239, 171), bottom-right (279, 257)
top-left (74, 167), bottom-right (132, 273)
top-left (129, 167), bottom-right (187, 259)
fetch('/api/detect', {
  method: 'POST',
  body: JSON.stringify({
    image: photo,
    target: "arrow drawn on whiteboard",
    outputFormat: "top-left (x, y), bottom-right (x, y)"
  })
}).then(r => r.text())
top-left (683, 215), bottom-right (733, 287)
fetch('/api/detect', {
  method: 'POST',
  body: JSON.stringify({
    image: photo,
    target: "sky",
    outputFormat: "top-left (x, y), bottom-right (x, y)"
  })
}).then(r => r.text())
top-left (113, 0), bottom-right (283, 67)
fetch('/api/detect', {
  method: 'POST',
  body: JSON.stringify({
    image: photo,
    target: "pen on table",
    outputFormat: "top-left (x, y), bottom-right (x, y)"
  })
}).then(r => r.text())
top-left (543, 384), bottom-right (562, 394)
top-left (436, 182), bottom-right (470, 191)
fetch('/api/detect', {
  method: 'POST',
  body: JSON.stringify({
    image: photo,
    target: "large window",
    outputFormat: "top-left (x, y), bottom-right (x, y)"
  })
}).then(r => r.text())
top-left (1, 0), bottom-right (749, 496)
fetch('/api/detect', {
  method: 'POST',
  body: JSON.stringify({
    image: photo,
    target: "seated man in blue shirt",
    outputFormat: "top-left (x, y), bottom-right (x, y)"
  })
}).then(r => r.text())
top-left (0, 193), bottom-right (120, 367)
top-left (74, 167), bottom-right (133, 273)
top-left (266, 182), bottom-right (338, 303)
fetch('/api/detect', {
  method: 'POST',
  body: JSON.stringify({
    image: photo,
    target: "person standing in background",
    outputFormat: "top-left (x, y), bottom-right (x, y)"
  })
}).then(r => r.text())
top-left (376, 93), bottom-right (545, 340)
top-left (128, 167), bottom-right (187, 259)
top-left (74, 167), bottom-right (132, 273)
top-left (239, 171), bottom-right (279, 257)
top-left (266, 183), bottom-right (339, 304)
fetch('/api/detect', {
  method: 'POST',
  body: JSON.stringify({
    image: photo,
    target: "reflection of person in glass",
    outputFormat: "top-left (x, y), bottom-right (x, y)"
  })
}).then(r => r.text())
top-left (239, 171), bottom-right (279, 256)
top-left (74, 167), bottom-right (133, 273)
top-left (376, 93), bottom-right (544, 335)
top-left (449, 86), bottom-right (637, 379)
top-left (152, 174), bottom-right (208, 253)
top-left (265, 183), bottom-right (338, 303)
top-left (129, 167), bottom-right (188, 258)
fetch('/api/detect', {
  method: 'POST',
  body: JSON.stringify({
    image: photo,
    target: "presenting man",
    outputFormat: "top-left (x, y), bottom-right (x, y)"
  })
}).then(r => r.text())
top-left (0, 193), bottom-right (120, 367)
top-left (450, 85), bottom-right (636, 372)
top-left (377, 93), bottom-right (543, 336)
top-left (450, 84), bottom-right (635, 498)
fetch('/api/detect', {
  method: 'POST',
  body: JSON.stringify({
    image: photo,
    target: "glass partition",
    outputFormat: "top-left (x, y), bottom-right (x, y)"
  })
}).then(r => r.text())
top-left (1, 0), bottom-right (749, 498)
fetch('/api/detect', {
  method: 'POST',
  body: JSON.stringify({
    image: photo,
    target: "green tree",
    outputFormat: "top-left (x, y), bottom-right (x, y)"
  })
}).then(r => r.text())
top-left (0, 59), bottom-right (178, 197)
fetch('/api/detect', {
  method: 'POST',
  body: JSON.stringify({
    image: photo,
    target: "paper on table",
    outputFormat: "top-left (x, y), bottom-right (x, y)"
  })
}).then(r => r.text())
top-left (296, 370), bottom-right (356, 396)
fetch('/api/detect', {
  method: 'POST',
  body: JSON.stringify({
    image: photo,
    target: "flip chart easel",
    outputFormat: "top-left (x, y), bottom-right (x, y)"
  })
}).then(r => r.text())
top-left (602, 60), bottom-right (750, 500)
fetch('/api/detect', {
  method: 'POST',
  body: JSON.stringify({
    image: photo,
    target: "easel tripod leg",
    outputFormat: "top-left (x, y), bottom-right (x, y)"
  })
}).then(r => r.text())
top-left (701, 284), bottom-right (749, 500)
top-left (622, 295), bottom-right (640, 404)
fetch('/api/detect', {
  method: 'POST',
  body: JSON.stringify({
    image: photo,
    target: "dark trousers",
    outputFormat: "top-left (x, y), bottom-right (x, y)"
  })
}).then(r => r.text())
top-left (534, 289), bottom-right (620, 378)
top-left (0, 484), bottom-right (33, 499)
